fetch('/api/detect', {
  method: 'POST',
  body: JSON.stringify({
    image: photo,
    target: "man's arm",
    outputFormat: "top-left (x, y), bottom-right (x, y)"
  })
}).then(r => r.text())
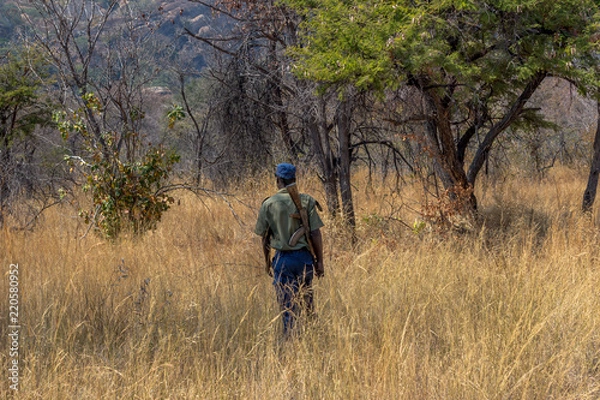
top-left (262, 231), bottom-right (272, 276)
top-left (310, 228), bottom-right (324, 277)
top-left (255, 200), bottom-right (273, 277)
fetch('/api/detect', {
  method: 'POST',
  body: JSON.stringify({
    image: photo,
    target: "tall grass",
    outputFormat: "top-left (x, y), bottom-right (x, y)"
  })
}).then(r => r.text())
top-left (2, 167), bottom-right (600, 399)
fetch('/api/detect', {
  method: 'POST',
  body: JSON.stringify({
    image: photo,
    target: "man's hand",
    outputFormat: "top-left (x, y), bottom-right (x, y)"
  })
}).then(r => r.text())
top-left (315, 261), bottom-right (324, 278)
top-left (310, 229), bottom-right (324, 278)
top-left (265, 261), bottom-right (273, 277)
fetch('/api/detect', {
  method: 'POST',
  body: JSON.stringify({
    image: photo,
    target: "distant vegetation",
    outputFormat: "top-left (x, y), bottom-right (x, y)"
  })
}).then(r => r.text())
top-left (0, 0), bottom-right (598, 236)
top-left (0, 2), bottom-right (21, 46)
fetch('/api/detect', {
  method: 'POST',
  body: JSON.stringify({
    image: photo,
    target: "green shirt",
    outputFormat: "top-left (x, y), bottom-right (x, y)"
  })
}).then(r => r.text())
top-left (254, 188), bottom-right (324, 251)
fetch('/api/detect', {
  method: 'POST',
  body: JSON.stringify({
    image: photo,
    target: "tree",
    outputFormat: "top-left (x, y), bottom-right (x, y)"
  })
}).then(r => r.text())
top-left (19, 0), bottom-right (180, 237)
top-left (0, 47), bottom-right (53, 226)
top-left (582, 100), bottom-right (600, 213)
top-left (187, 0), bottom-right (364, 227)
top-left (286, 0), bottom-right (600, 216)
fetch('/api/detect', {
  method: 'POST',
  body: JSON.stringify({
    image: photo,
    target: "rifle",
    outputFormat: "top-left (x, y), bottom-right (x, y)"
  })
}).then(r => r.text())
top-left (286, 183), bottom-right (316, 260)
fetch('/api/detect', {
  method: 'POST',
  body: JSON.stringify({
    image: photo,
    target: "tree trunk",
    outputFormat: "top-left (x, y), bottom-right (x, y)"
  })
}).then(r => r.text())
top-left (269, 40), bottom-right (297, 162)
top-left (417, 72), bottom-right (545, 214)
top-left (336, 94), bottom-right (356, 229)
top-left (178, 73), bottom-right (207, 185)
top-left (305, 97), bottom-right (339, 216)
top-left (582, 100), bottom-right (600, 213)
top-left (422, 89), bottom-right (477, 212)
top-left (0, 122), bottom-right (10, 226)
top-left (467, 72), bottom-right (546, 184)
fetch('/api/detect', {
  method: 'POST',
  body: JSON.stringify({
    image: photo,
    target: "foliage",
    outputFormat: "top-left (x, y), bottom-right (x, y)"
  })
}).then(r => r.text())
top-left (17, 0), bottom-right (183, 237)
top-left (420, 184), bottom-right (476, 233)
top-left (166, 104), bottom-right (186, 129)
top-left (0, 47), bottom-right (54, 225)
top-left (54, 94), bottom-right (180, 239)
top-left (284, 0), bottom-right (600, 200)
top-left (0, 48), bottom-right (52, 146)
top-left (286, 0), bottom-right (600, 93)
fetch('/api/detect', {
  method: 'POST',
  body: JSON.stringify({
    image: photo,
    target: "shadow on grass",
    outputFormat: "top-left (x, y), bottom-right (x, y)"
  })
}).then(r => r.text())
top-left (477, 203), bottom-right (552, 247)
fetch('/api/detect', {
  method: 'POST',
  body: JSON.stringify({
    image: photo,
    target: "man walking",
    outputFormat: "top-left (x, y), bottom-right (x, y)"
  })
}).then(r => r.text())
top-left (255, 163), bottom-right (325, 337)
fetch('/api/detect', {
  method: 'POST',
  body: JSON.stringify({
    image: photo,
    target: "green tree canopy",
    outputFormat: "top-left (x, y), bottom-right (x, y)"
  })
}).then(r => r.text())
top-left (0, 47), bottom-right (52, 154)
top-left (285, 0), bottom-right (600, 214)
top-left (288, 0), bottom-right (600, 91)
top-left (0, 46), bottom-right (54, 225)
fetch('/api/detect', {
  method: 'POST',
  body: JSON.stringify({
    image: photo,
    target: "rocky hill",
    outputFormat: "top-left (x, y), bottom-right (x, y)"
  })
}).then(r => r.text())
top-left (0, 1), bottom-right (213, 48)
top-left (0, 0), bottom-right (216, 73)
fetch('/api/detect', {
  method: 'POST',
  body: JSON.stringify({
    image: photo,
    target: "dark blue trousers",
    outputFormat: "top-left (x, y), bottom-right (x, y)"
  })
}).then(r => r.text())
top-left (272, 249), bottom-right (314, 336)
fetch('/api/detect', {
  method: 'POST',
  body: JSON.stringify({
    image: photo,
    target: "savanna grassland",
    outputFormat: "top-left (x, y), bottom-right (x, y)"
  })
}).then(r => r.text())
top-left (2, 167), bottom-right (600, 399)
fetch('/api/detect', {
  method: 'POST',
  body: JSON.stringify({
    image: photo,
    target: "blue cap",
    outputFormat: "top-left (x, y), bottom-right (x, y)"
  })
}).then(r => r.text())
top-left (275, 163), bottom-right (296, 180)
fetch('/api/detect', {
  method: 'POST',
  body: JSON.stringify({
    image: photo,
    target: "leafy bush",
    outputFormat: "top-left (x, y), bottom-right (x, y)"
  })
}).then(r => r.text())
top-left (54, 93), bottom-right (180, 238)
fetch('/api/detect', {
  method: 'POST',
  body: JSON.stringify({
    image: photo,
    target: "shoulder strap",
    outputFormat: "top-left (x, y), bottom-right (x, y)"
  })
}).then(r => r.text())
top-left (286, 183), bottom-right (316, 258)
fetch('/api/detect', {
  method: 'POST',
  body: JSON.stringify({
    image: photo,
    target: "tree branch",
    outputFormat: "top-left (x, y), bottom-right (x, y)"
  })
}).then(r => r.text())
top-left (467, 71), bottom-right (547, 183)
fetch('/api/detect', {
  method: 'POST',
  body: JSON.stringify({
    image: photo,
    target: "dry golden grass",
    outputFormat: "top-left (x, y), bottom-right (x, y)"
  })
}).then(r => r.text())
top-left (2, 167), bottom-right (600, 399)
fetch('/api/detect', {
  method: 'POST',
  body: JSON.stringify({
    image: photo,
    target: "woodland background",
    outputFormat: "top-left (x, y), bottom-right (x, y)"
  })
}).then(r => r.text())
top-left (2, 1), bottom-right (600, 398)
top-left (1, 0), bottom-right (599, 234)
